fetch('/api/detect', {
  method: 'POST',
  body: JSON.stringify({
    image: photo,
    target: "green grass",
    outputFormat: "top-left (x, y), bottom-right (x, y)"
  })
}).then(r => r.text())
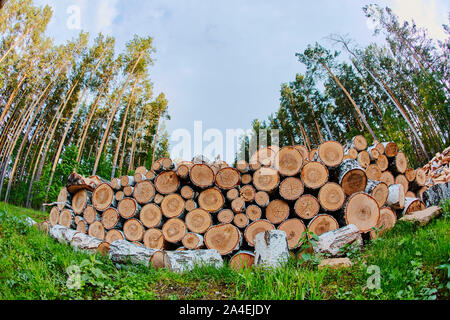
top-left (0, 201), bottom-right (449, 300)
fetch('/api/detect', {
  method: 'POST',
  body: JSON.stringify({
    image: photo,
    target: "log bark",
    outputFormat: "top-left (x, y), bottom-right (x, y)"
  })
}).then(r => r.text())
top-left (109, 240), bottom-right (156, 266)
top-left (162, 249), bottom-right (223, 273)
top-left (386, 184), bottom-right (405, 209)
top-left (313, 224), bottom-right (362, 257)
top-left (421, 182), bottom-right (449, 207)
top-left (335, 159), bottom-right (367, 196)
top-left (402, 198), bottom-right (426, 216)
top-left (254, 230), bottom-right (290, 268)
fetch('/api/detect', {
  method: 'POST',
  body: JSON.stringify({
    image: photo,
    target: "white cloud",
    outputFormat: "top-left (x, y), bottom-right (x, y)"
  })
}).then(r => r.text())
top-left (390, 0), bottom-right (448, 40)
top-left (95, 0), bottom-right (119, 33)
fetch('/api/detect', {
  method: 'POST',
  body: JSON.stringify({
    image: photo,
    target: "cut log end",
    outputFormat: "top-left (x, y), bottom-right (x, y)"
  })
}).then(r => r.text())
top-left (307, 214), bottom-right (339, 236)
top-left (279, 177), bottom-right (304, 201)
top-left (294, 194), bottom-right (320, 220)
top-left (204, 223), bottom-right (241, 255)
top-left (274, 146), bottom-right (303, 176)
top-left (301, 161), bottom-right (328, 189)
top-left (317, 141), bottom-right (344, 167)
top-left (161, 194), bottom-right (185, 218)
top-left (185, 208), bottom-right (212, 234)
top-left (345, 192), bottom-right (380, 233)
top-left (318, 182), bottom-right (345, 212)
top-left (278, 218), bottom-right (306, 249)
top-left (198, 188), bottom-right (224, 213)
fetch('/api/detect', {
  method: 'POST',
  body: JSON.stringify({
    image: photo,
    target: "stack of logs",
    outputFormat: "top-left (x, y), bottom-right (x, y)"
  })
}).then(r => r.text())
top-left (48, 135), bottom-right (431, 271)
top-left (420, 146), bottom-right (450, 187)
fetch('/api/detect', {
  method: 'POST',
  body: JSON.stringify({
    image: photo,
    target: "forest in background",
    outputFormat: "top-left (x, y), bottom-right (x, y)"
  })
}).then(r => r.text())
top-left (239, 5), bottom-right (449, 169)
top-left (0, 0), bottom-right (170, 208)
top-left (0, 1), bottom-right (448, 210)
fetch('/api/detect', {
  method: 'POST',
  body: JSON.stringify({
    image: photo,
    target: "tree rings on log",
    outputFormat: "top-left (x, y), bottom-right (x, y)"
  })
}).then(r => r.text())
top-left (265, 200), bottom-right (290, 224)
top-left (241, 174), bottom-right (252, 185)
top-left (250, 147), bottom-right (276, 167)
top-left (105, 229), bottom-right (125, 244)
top-left (226, 188), bottom-right (239, 201)
top-left (391, 151), bottom-right (407, 173)
top-left (92, 183), bottom-right (115, 211)
top-left (185, 199), bottom-right (198, 212)
top-left (253, 167), bottom-right (280, 192)
top-left (246, 205), bottom-right (262, 221)
top-left (380, 171), bottom-right (395, 186)
top-left (279, 177), bottom-right (304, 201)
top-left (294, 145), bottom-right (309, 162)
top-left (294, 194), bottom-right (320, 220)
top-left (189, 164), bottom-right (215, 188)
top-left (133, 180), bottom-right (155, 204)
top-left (204, 223), bottom-right (241, 255)
top-left (154, 171), bottom-right (180, 194)
top-left (135, 166), bottom-right (148, 176)
top-left (180, 185), bottom-right (195, 200)
top-left (240, 185), bottom-right (256, 202)
top-left (182, 233), bottom-right (204, 250)
top-left (115, 191), bottom-right (124, 201)
top-left (139, 203), bottom-right (162, 228)
top-left (57, 188), bottom-right (70, 210)
top-left (123, 186), bottom-right (133, 197)
top-left (366, 164), bottom-right (382, 181)
top-left (123, 218), bottom-right (145, 242)
top-left (185, 208), bottom-right (212, 234)
top-left (49, 207), bottom-right (60, 226)
top-left (316, 141), bottom-right (344, 167)
top-left (215, 167), bottom-right (241, 190)
top-left (161, 158), bottom-right (174, 170)
top-left (395, 175), bottom-right (409, 194)
top-left (229, 251), bottom-right (255, 271)
top-left (367, 146), bottom-right (380, 160)
top-left (301, 161), bottom-right (328, 189)
top-left (111, 178), bottom-right (121, 190)
top-left (161, 193), bottom-right (185, 218)
top-left (370, 207), bottom-right (397, 239)
top-left (72, 190), bottom-right (90, 215)
top-left (307, 214), bottom-right (339, 236)
top-left (198, 187), bottom-right (224, 212)
top-left (375, 142), bottom-right (385, 155)
top-left (352, 135), bottom-right (368, 151)
top-left (162, 218), bottom-right (187, 243)
top-left (402, 198), bottom-right (426, 216)
top-left (176, 164), bottom-right (190, 180)
top-left (244, 220), bottom-right (275, 247)
top-left (274, 146), bottom-right (303, 176)
top-left (234, 213), bottom-right (249, 229)
top-left (83, 205), bottom-right (100, 224)
top-left (405, 168), bottom-right (416, 182)
top-left (143, 228), bottom-right (167, 250)
top-left (365, 180), bottom-right (389, 208)
top-left (218, 209), bottom-right (235, 224)
top-left (76, 218), bottom-right (88, 234)
top-left (382, 142), bottom-right (399, 158)
top-left (102, 207), bottom-right (122, 230)
top-left (344, 192), bottom-right (380, 233)
top-left (415, 168), bottom-right (426, 187)
top-left (278, 218), bottom-right (306, 249)
top-left (318, 182), bottom-right (345, 211)
top-left (134, 173), bottom-right (146, 184)
top-left (59, 209), bottom-right (75, 228)
top-left (231, 197), bottom-right (246, 214)
top-left (117, 198), bottom-right (139, 219)
top-left (377, 154), bottom-right (389, 171)
top-left (254, 191), bottom-right (270, 208)
top-left (337, 159), bottom-right (367, 196)
top-left (357, 151), bottom-right (370, 169)
top-left (345, 147), bottom-right (358, 160)
top-left (145, 170), bottom-right (156, 181)
top-left (236, 160), bottom-right (249, 173)
top-left (88, 220), bottom-right (105, 240)
top-left (309, 149), bottom-right (317, 161)
top-left (120, 175), bottom-right (135, 187)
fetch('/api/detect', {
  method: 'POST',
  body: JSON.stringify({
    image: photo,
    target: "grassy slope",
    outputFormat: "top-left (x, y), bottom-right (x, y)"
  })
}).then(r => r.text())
top-left (0, 201), bottom-right (448, 300)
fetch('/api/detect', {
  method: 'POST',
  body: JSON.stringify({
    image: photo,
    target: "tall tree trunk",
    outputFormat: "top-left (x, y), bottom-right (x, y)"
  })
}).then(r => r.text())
top-left (0, 25), bottom-right (34, 64)
top-left (299, 82), bottom-right (324, 143)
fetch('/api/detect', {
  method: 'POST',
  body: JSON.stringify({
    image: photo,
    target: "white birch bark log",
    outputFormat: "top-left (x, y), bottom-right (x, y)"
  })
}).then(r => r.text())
top-left (163, 249), bottom-right (223, 273)
top-left (313, 224), bottom-right (362, 257)
top-left (254, 230), bottom-right (290, 268)
top-left (109, 240), bottom-right (157, 266)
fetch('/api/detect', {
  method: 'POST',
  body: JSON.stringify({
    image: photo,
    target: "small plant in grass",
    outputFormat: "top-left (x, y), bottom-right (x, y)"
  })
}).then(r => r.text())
top-left (296, 229), bottom-right (322, 266)
top-left (435, 259), bottom-right (450, 293)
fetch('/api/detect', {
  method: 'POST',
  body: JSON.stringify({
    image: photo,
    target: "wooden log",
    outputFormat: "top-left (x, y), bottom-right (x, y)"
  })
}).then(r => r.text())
top-left (374, 142), bottom-right (385, 155)
top-left (307, 214), bottom-right (339, 236)
top-left (59, 209), bottom-right (75, 229)
top-left (417, 186), bottom-right (428, 201)
top-left (198, 187), bottom-right (224, 213)
top-left (238, 174), bottom-right (251, 185)
top-left (246, 204), bottom-right (262, 221)
top-left (143, 228), bottom-right (169, 250)
top-left (161, 249), bottom-right (224, 273)
top-left (254, 191), bottom-right (270, 208)
top-left (109, 240), bottom-right (156, 266)
top-left (381, 142), bottom-right (399, 158)
top-left (111, 178), bottom-right (122, 191)
top-left (189, 164), bottom-right (215, 188)
top-left (215, 167), bottom-right (241, 190)
top-left (279, 177), bottom-right (304, 201)
top-left (154, 171), bottom-right (180, 195)
top-left (253, 167), bottom-right (280, 193)
top-left (318, 182), bottom-right (346, 212)
top-left (76, 217), bottom-right (88, 234)
top-left (185, 208), bottom-right (212, 234)
top-left (135, 166), bottom-right (148, 176)
top-left (265, 199), bottom-right (290, 225)
top-left (71, 190), bottom-right (91, 215)
top-left (240, 185), bottom-right (256, 202)
top-left (294, 194), bottom-right (320, 220)
top-left (249, 161), bottom-right (261, 171)
top-left (117, 198), bottom-right (141, 219)
top-left (414, 168), bottom-right (427, 187)
top-left (105, 229), bottom-right (125, 244)
top-left (250, 147), bottom-right (276, 167)
top-left (376, 154), bottom-right (389, 171)
top-left (153, 193), bottom-right (164, 205)
top-left (313, 224), bottom-right (362, 256)
top-left (308, 149), bottom-right (317, 161)
top-left (357, 151), bottom-right (370, 169)
top-left (151, 160), bottom-right (163, 173)
top-left (421, 182), bottom-right (449, 207)
top-left (145, 170), bottom-right (156, 181)
top-left (102, 207), bottom-right (123, 230)
top-left (49, 225), bottom-right (79, 244)
top-left (162, 218), bottom-right (187, 244)
top-left (120, 175), bottom-right (135, 187)
top-left (217, 209), bottom-right (235, 224)
top-left (204, 223), bottom-right (242, 255)
top-left (226, 188), bottom-right (239, 202)
top-left (83, 205), bottom-right (100, 224)
top-left (65, 230), bottom-right (107, 254)
top-left (123, 186), bottom-right (133, 197)
top-left (185, 199), bottom-right (198, 212)
top-left (66, 173), bottom-right (105, 194)
top-left (123, 218), bottom-right (145, 242)
top-left (366, 164), bottom-right (382, 181)
top-left (301, 161), bottom-right (328, 190)
top-left (182, 233), bottom-right (204, 249)
top-left (314, 141), bottom-right (344, 168)
top-left (344, 146), bottom-right (358, 160)
top-left (369, 207), bottom-right (397, 239)
top-left (294, 145), bottom-right (309, 162)
top-left (161, 193), bottom-right (185, 218)
top-left (389, 151), bottom-right (408, 174)
top-left (231, 197), bottom-right (246, 214)
top-left (405, 167), bottom-right (416, 182)
top-left (277, 218), bottom-right (306, 249)
top-left (274, 146), bottom-right (303, 176)
top-left (134, 173), bottom-right (146, 184)
top-left (350, 135), bottom-right (368, 151)
top-left (180, 185), bottom-right (195, 200)
top-left (92, 183), bottom-right (116, 211)
top-left (380, 171), bottom-right (395, 186)
top-left (244, 219), bottom-right (275, 247)
top-left (161, 158), bottom-right (175, 171)
top-left (133, 180), bottom-right (156, 205)
top-left (386, 184), bottom-right (405, 209)
top-left (115, 191), bottom-right (124, 202)
top-left (367, 145), bottom-right (380, 160)
top-left (233, 213), bottom-right (249, 229)
top-left (176, 164), bottom-right (190, 180)
top-left (57, 187), bottom-right (71, 211)
top-left (344, 192), bottom-right (380, 233)
top-left (254, 230), bottom-right (290, 268)
top-left (140, 203), bottom-right (163, 228)
top-left (49, 207), bottom-right (60, 227)
top-left (236, 160), bottom-right (249, 173)
top-left (229, 251), bottom-right (255, 271)
top-left (395, 174), bottom-right (409, 194)
top-left (402, 198), bottom-right (426, 216)
top-left (336, 159), bottom-right (367, 196)
top-left (365, 180), bottom-right (389, 207)
top-left (88, 220), bottom-right (106, 240)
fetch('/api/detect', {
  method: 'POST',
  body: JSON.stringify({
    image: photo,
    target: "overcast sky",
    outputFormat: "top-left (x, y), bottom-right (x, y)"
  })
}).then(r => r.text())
top-left (34, 0), bottom-right (449, 162)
